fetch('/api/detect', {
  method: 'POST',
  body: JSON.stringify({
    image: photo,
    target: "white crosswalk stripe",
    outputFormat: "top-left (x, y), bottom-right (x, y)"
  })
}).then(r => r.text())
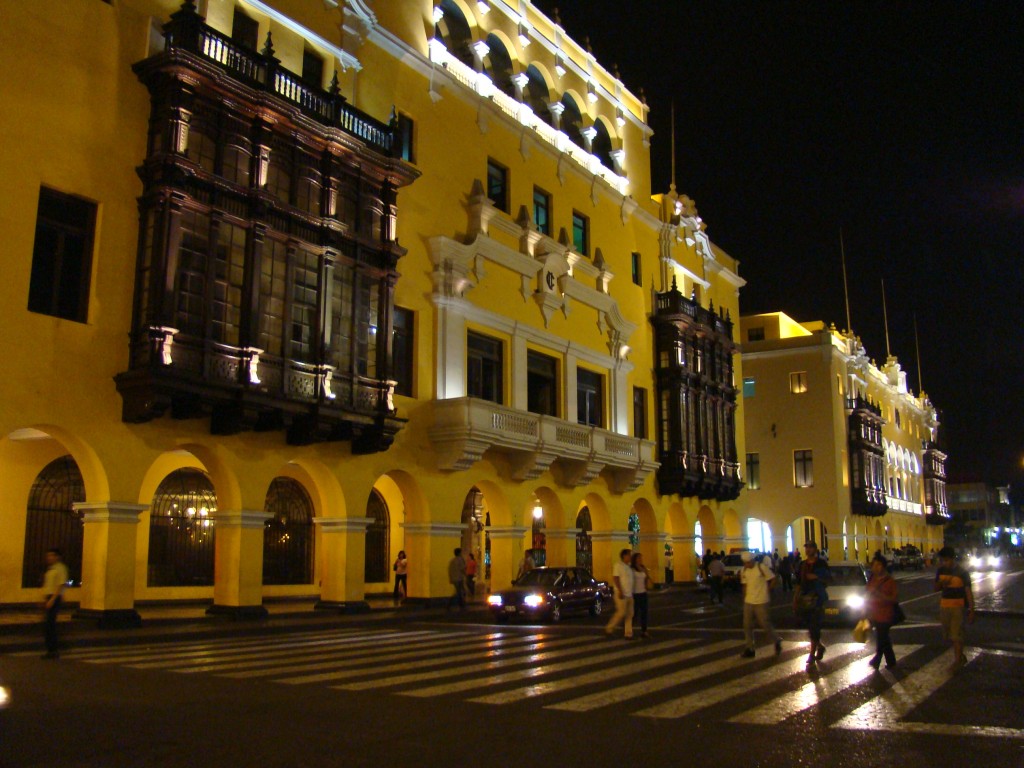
top-left (731, 645), bottom-right (923, 725)
top-left (48, 628), bottom-right (1023, 738)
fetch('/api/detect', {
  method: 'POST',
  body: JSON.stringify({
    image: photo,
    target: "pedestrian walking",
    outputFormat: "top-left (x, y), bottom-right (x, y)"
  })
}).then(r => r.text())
top-left (447, 548), bottom-right (466, 611)
top-left (794, 541), bottom-right (830, 668)
top-left (740, 551), bottom-right (782, 657)
top-left (707, 553), bottom-right (726, 604)
top-left (934, 546), bottom-right (975, 671)
top-left (392, 550), bottom-right (408, 604)
top-left (605, 548), bottom-right (634, 639)
top-left (465, 553), bottom-right (478, 598)
top-left (779, 552), bottom-right (793, 592)
top-left (865, 553), bottom-right (899, 670)
top-left (631, 552), bottom-right (653, 639)
top-left (701, 548), bottom-right (713, 581)
top-left (41, 548), bottom-right (69, 659)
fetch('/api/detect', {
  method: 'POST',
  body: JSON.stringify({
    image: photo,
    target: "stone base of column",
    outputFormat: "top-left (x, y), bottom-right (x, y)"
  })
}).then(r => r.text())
top-left (72, 608), bottom-right (143, 629)
top-left (398, 597), bottom-right (452, 609)
top-left (313, 600), bottom-right (371, 614)
top-left (205, 604), bottom-right (269, 620)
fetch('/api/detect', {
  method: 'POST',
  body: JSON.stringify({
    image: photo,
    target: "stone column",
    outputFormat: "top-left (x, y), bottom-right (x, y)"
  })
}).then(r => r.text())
top-left (314, 516), bottom-right (373, 613)
top-left (638, 531), bottom-right (668, 582)
top-left (672, 534), bottom-right (697, 581)
top-left (589, 530), bottom-right (632, 583)
top-left (207, 509), bottom-right (272, 619)
top-left (399, 522), bottom-right (466, 605)
top-left (485, 525), bottom-right (530, 592)
top-left (73, 502), bottom-right (146, 627)
top-left (542, 528), bottom-right (580, 569)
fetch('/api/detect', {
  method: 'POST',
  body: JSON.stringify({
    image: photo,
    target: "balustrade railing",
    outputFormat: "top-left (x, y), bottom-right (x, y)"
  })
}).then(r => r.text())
top-left (163, 1), bottom-right (394, 155)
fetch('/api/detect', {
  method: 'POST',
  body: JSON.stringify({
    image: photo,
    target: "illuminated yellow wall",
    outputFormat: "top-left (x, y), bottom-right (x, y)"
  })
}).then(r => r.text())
top-left (0, 0), bottom-right (750, 608)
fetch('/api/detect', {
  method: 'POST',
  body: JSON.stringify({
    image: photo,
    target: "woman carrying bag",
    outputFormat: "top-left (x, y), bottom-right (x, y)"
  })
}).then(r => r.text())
top-left (865, 552), bottom-right (899, 670)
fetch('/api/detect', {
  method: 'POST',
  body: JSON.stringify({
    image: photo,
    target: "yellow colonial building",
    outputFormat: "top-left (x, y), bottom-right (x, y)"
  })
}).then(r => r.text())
top-left (739, 313), bottom-right (949, 563)
top-left (0, 0), bottom-right (748, 623)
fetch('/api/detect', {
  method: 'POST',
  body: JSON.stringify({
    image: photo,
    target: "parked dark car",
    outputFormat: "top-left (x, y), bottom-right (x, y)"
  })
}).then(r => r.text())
top-left (487, 566), bottom-right (612, 623)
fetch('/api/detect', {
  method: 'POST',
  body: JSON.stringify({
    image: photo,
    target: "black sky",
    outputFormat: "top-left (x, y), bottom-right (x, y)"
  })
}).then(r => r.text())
top-left (534, 0), bottom-right (1024, 487)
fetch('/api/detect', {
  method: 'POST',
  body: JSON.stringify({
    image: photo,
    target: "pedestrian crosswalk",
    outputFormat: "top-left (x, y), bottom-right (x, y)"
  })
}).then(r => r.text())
top-left (34, 628), bottom-right (1024, 738)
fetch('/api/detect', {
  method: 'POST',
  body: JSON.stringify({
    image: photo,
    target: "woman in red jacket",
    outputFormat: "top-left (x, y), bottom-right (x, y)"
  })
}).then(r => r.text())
top-left (865, 553), bottom-right (899, 670)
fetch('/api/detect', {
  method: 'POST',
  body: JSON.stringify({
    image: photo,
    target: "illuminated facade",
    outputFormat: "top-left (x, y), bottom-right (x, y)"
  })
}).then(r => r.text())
top-left (739, 313), bottom-right (948, 562)
top-left (0, 0), bottom-right (747, 621)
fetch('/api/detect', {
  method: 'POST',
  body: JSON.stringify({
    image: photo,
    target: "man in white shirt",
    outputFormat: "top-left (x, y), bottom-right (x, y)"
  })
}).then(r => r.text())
top-left (604, 548), bottom-right (634, 639)
top-left (42, 548), bottom-right (69, 659)
top-left (739, 551), bottom-right (781, 658)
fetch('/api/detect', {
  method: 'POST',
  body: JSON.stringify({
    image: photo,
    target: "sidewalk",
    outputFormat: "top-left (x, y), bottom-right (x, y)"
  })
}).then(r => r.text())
top-left (0, 596), bottom-right (491, 654)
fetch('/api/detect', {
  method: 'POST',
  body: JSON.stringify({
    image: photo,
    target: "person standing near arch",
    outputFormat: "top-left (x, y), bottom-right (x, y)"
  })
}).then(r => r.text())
top-left (393, 550), bottom-right (408, 605)
top-left (41, 548), bottom-right (69, 659)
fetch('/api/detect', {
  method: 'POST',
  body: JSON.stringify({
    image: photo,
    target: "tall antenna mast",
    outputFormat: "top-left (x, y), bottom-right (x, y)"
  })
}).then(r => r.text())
top-left (914, 312), bottom-right (924, 393)
top-left (670, 101), bottom-right (677, 193)
top-left (840, 228), bottom-right (852, 333)
top-left (881, 278), bottom-right (891, 357)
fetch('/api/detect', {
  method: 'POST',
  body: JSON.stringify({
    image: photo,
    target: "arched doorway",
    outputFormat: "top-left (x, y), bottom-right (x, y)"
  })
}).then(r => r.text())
top-left (22, 455), bottom-right (85, 588)
top-left (575, 506), bottom-right (593, 570)
top-left (746, 517), bottom-right (772, 553)
top-left (460, 486), bottom-right (487, 583)
top-left (364, 490), bottom-right (389, 583)
top-left (262, 477), bottom-right (314, 585)
top-left (529, 495), bottom-right (547, 567)
top-left (147, 468), bottom-right (217, 587)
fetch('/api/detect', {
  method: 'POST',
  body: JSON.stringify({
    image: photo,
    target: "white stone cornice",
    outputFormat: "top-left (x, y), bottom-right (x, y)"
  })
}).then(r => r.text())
top-left (314, 516), bottom-right (375, 533)
top-left (402, 522), bottom-right (468, 537)
top-left (485, 526), bottom-right (531, 539)
top-left (215, 509), bottom-right (274, 529)
top-left (73, 502), bottom-right (147, 524)
top-left (240, 0), bottom-right (362, 71)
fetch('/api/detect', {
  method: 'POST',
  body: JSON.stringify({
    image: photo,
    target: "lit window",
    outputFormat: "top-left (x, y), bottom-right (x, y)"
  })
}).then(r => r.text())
top-left (533, 186), bottom-right (551, 236)
top-left (577, 368), bottom-right (603, 427)
top-left (572, 210), bottom-right (589, 256)
top-left (486, 159), bottom-right (509, 212)
top-left (742, 377), bottom-right (756, 398)
top-left (794, 449), bottom-right (814, 488)
top-left (790, 371), bottom-right (808, 394)
top-left (746, 453), bottom-right (760, 490)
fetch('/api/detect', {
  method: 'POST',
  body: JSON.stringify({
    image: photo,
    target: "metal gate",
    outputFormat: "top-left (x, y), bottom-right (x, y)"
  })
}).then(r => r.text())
top-left (22, 456), bottom-right (85, 588)
top-left (364, 490), bottom-right (389, 583)
top-left (263, 477), bottom-right (314, 585)
top-left (147, 468), bottom-right (217, 587)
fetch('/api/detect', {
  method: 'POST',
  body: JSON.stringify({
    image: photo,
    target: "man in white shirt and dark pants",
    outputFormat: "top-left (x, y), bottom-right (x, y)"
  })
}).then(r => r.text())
top-left (42, 548), bottom-right (69, 659)
top-left (740, 551), bottom-right (782, 658)
top-left (605, 548), bottom-right (634, 639)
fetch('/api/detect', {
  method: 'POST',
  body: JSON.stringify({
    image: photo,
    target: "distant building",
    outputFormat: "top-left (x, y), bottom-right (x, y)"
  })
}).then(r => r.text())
top-left (947, 483), bottom-right (1017, 549)
top-left (0, 0), bottom-right (749, 621)
top-left (739, 313), bottom-right (948, 562)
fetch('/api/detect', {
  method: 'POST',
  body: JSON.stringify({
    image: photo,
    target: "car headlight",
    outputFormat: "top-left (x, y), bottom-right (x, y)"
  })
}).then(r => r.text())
top-left (970, 556), bottom-right (983, 568)
top-left (845, 595), bottom-right (865, 610)
top-left (523, 594), bottom-right (545, 608)
top-left (989, 556), bottom-right (1001, 568)
top-left (487, 595), bottom-right (503, 607)
top-left (0, 686), bottom-right (10, 709)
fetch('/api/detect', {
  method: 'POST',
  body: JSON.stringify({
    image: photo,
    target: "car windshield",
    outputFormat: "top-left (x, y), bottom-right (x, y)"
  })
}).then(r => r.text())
top-left (828, 565), bottom-right (867, 586)
top-left (516, 570), bottom-right (560, 588)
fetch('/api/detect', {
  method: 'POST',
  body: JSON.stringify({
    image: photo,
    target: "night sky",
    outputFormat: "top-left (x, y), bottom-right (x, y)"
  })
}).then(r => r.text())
top-left (535, 1), bottom-right (1024, 488)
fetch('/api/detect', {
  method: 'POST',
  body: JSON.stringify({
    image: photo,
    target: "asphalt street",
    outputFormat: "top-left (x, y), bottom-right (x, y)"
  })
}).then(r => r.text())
top-left (1, 564), bottom-right (1022, 768)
